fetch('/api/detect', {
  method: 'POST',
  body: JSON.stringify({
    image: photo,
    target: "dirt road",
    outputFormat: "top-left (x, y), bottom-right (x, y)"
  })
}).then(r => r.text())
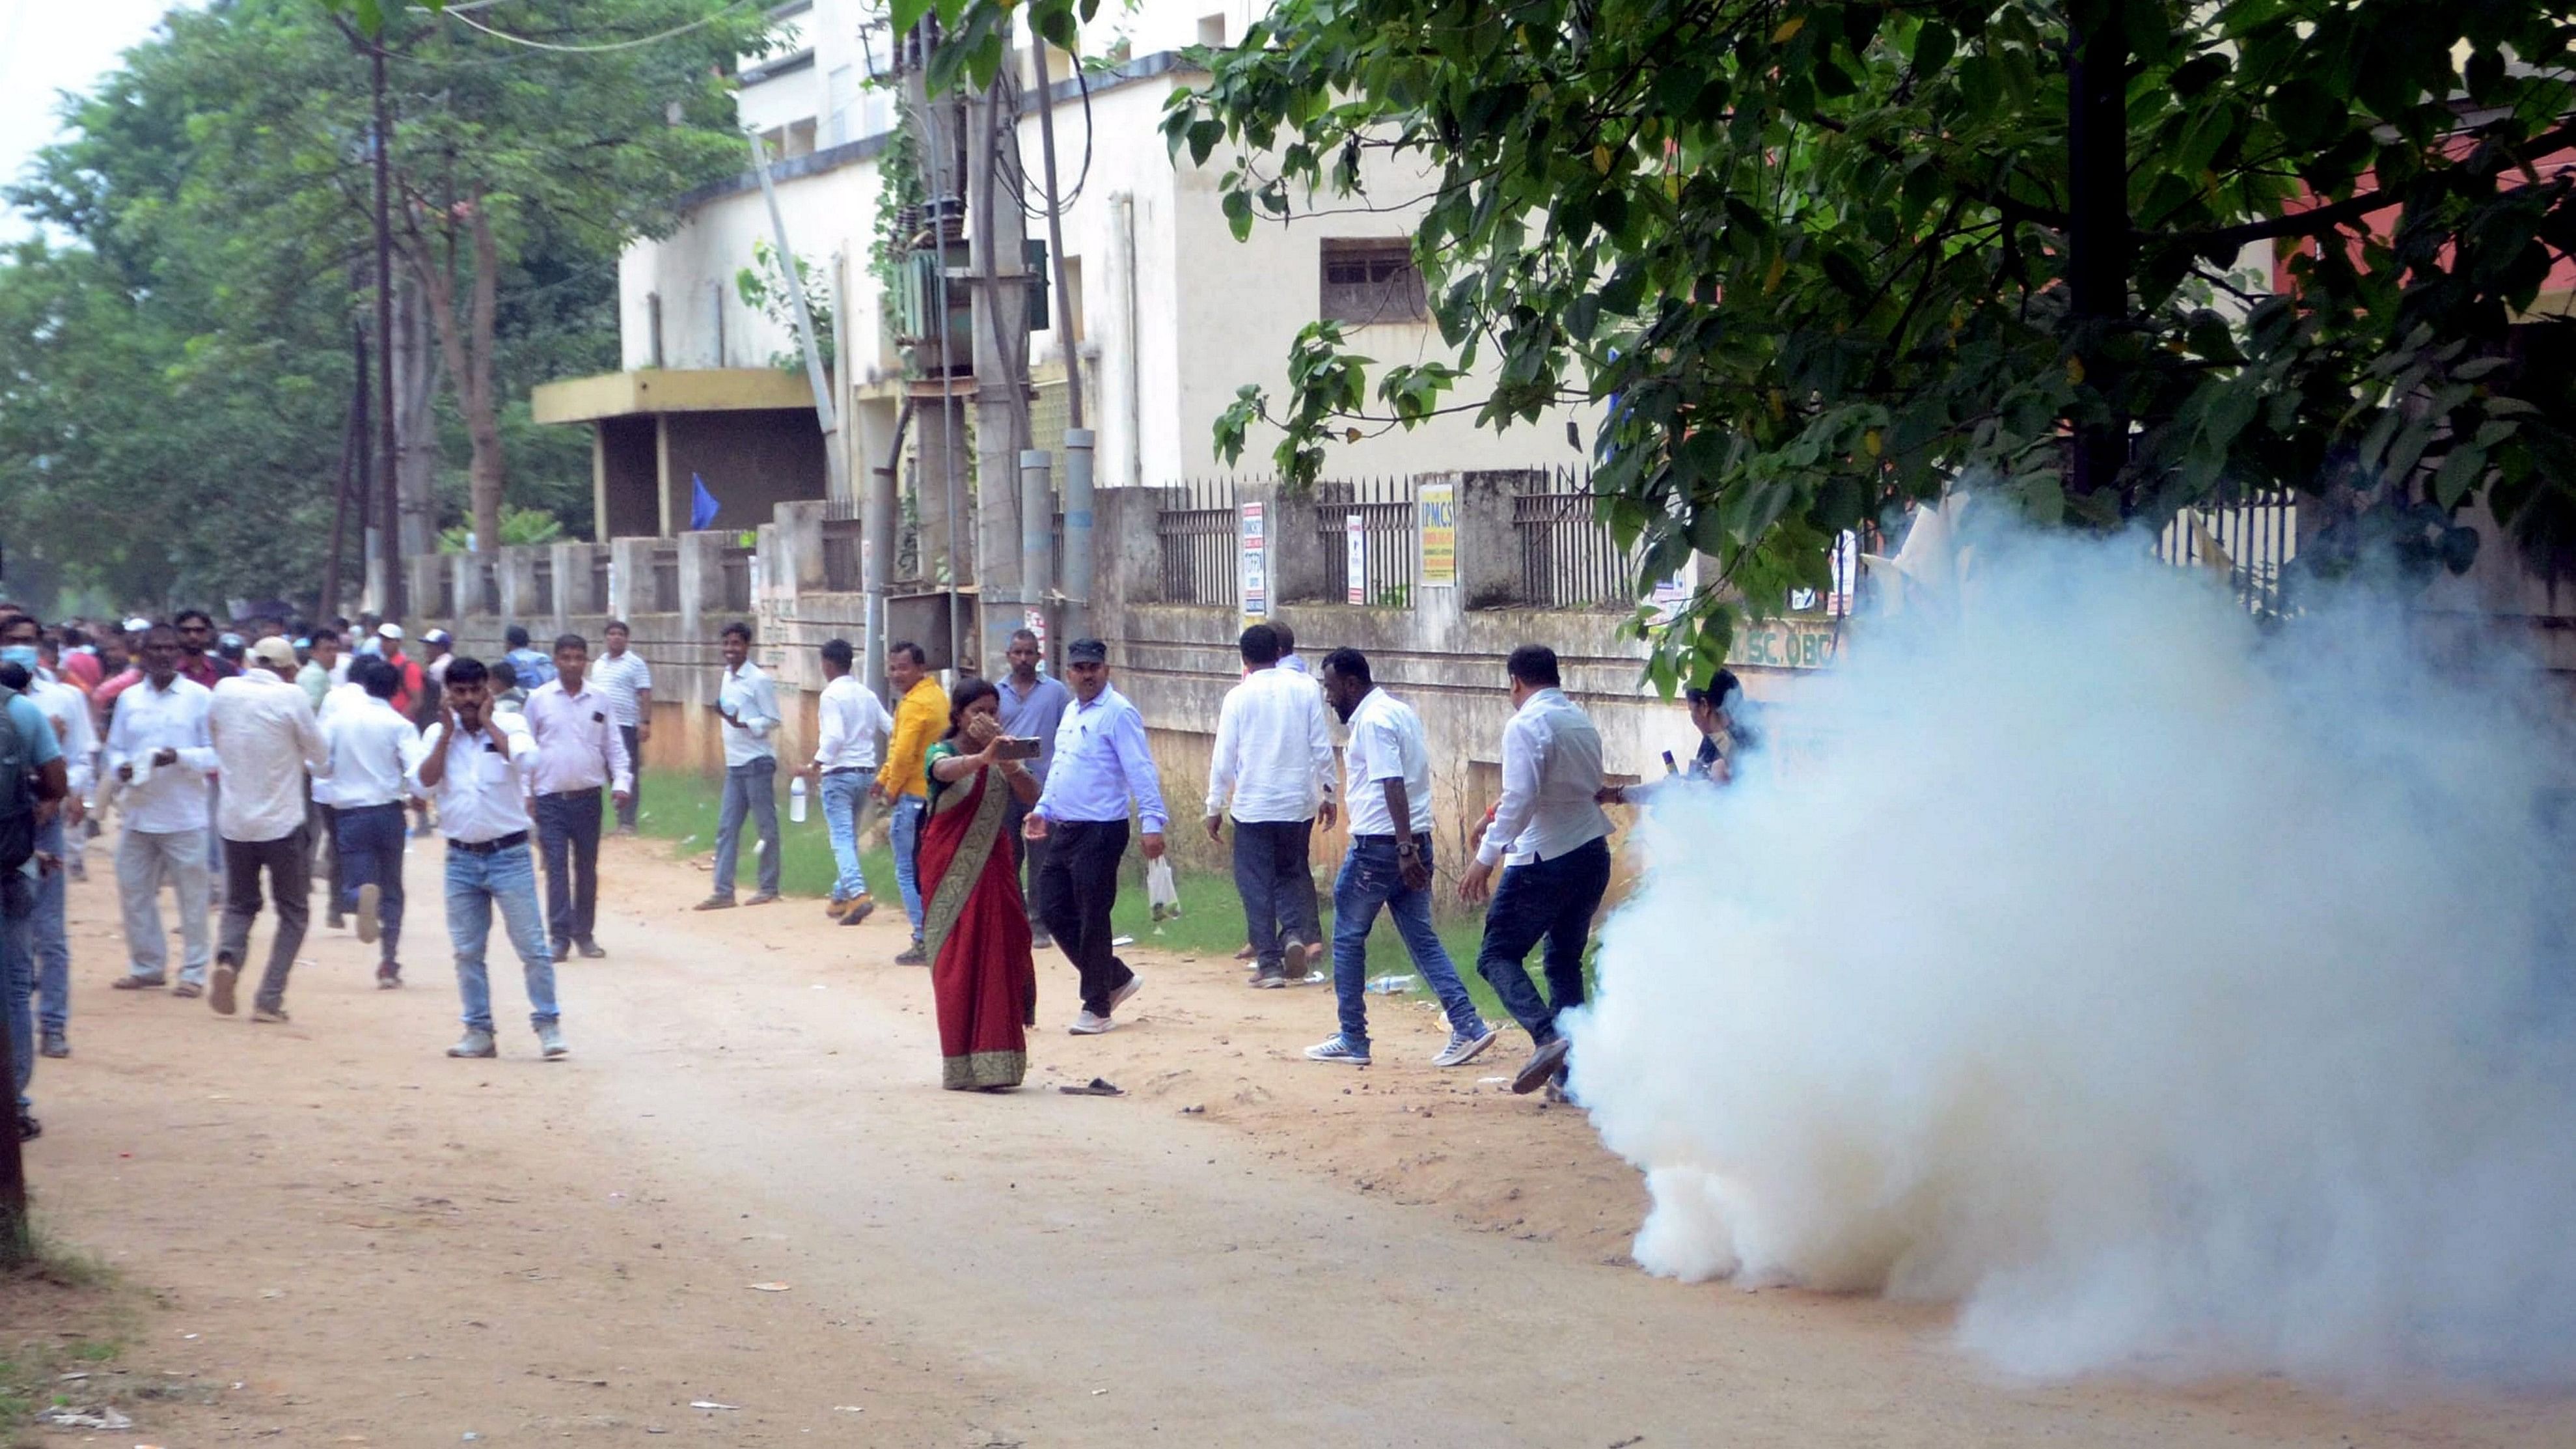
top-left (15, 836), bottom-right (2570, 1446)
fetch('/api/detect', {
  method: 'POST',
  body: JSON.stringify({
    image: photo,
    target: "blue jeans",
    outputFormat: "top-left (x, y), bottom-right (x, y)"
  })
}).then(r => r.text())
top-left (713, 758), bottom-right (781, 899)
top-left (36, 816), bottom-right (68, 1032)
top-left (443, 840), bottom-right (557, 1032)
top-left (889, 793), bottom-right (927, 940)
top-left (4, 868), bottom-right (34, 1110)
top-left (1475, 836), bottom-right (1612, 1044)
top-left (1330, 835), bottom-right (1485, 1050)
top-left (334, 802), bottom-right (408, 963)
top-left (821, 771), bottom-right (875, 904)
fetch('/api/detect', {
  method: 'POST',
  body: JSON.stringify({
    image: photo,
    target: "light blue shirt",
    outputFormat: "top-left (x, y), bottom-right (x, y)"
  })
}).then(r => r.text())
top-left (995, 672), bottom-right (1073, 782)
top-left (5, 693), bottom-right (62, 768)
top-left (505, 646), bottom-right (558, 689)
top-left (1032, 683), bottom-right (1168, 833)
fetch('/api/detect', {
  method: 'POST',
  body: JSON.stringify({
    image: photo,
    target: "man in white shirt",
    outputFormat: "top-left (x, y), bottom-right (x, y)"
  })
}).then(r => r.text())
top-left (324, 657), bottom-right (422, 987)
top-left (413, 656), bottom-right (564, 1060)
top-left (698, 620), bottom-right (782, 909)
top-left (1303, 648), bottom-right (1498, 1070)
top-left (525, 632), bottom-right (632, 961)
top-left (105, 624), bottom-right (219, 997)
top-left (1204, 623), bottom-right (1336, 989)
top-left (3, 614), bottom-right (96, 1060)
top-left (589, 620), bottom-right (653, 835)
top-left (206, 636), bottom-right (332, 1021)
top-left (1459, 644), bottom-right (1613, 1096)
top-left (806, 637), bottom-right (891, 925)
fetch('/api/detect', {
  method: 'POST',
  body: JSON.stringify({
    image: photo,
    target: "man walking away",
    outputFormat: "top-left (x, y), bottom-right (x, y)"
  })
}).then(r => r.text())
top-left (590, 621), bottom-right (651, 835)
top-left (1, 664), bottom-right (67, 1142)
top-left (105, 625), bottom-right (218, 998)
top-left (526, 633), bottom-right (631, 961)
top-left (1459, 644), bottom-right (1613, 1097)
top-left (414, 657), bottom-right (564, 1060)
top-left (504, 624), bottom-right (557, 690)
top-left (995, 629), bottom-right (1071, 949)
top-left (206, 637), bottom-right (331, 1023)
top-left (810, 638), bottom-right (891, 926)
top-left (873, 641), bottom-right (946, 961)
top-left (1272, 619), bottom-right (1310, 676)
top-left (326, 657), bottom-right (421, 988)
top-left (696, 621), bottom-right (782, 910)
top-left (4, 614), bottom-right (94, 1061)
top-left (1205, 624), bottom-right (1336, 989)
top-left (1305, 648), bottom-right (1498, 1068)
top-left (1025, 639), bottom-right (1168, 1034)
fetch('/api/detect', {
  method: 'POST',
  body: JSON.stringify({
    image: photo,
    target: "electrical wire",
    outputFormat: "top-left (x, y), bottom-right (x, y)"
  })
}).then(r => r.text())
top-left (439, 0), bottom-right (758, 54)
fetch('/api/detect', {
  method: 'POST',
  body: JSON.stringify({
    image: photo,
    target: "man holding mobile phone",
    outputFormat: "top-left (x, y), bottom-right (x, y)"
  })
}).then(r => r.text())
top-left (415, 657), bottom-right (563, 1061)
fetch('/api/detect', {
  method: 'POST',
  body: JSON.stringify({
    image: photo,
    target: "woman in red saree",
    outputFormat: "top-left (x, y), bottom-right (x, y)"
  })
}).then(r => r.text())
top-left (920, 680), bottom-right (1041, 1090)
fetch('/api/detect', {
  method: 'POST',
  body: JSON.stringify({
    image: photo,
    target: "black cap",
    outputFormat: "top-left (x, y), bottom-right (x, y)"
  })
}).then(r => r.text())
top-left (1067, 637), bottom-right (1109, 664)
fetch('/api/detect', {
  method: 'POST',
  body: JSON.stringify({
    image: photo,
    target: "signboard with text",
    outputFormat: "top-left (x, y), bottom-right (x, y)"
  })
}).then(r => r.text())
top-left (1418, 482), bottom-right (1457, 587)
top-left (1346, 514), bottom-right (1366, 604)
top-left (1239, 502), bottom-right (1268, 619)
top-left (1728, 619), bottom-right (1842, 670)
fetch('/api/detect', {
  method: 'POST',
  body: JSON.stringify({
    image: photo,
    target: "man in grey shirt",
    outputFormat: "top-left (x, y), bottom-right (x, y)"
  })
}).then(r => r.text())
top-left (994, 629), bottom-right (1072, 947)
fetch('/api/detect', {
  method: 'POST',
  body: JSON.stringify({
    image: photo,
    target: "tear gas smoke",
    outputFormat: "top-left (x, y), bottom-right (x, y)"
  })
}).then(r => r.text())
top-left (1572, 516), bottom-right (2576, 1385)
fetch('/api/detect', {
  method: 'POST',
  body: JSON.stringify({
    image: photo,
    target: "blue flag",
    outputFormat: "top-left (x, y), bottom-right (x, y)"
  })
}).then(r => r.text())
top-left (689, 473), bottom-right (720, 530)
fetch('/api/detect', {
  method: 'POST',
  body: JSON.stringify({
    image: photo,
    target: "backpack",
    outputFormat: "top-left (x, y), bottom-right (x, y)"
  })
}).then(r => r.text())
top-left (0, 685), bottom-right (34, 872)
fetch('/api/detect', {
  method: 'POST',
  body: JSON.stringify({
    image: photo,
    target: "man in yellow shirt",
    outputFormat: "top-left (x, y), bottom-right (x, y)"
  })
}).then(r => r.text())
top-left (872, 641), bottom-right (947, 965)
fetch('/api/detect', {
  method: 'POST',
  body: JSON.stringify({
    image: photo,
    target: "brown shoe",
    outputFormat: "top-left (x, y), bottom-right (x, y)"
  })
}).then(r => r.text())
top-left (839, 898), bottom-right (876, 926)
top-left (112, 973), bottom-right (167, 991)
top-left (825, 897), bottom-right (853, 919)
top-left (1233, 943), bottom-right (1259, 961)
top-left (692, 894), bottom-right (737, 911)
top-left (209, 959), bottom-right (240, 1016)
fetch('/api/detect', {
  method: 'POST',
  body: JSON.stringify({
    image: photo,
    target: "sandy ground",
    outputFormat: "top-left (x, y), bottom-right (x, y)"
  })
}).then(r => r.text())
top-left (11, 833), bottom-right (2574, 1447)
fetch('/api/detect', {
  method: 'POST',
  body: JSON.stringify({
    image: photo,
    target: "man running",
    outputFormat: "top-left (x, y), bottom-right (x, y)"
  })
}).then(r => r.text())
top-left (1459, 644), bottom-right (1613, 1097)
top-left (414, 657), bottom-right (564, 1060)
top-left (325, 657), bottom-right (421, 987)
top-left (205, 637), bottom-right (331, 1022)
top-left (525, 633), bottom-right (631, 961)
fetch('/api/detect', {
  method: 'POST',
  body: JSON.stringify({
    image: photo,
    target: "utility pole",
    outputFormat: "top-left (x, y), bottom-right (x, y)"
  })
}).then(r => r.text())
top-left (967, 62), bottom-right (1030, 672)
top-left (908, 20), bottom-right (972, 668)
top-left (372, 27), bottom-right (405, 618)
top-left (322, 324), bottom-right (367, 615)
top-left (2064, 10), bottom-right (2131, 505)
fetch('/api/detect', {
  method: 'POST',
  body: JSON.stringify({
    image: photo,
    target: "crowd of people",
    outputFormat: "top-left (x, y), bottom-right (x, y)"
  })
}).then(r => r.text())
top-left (1, 600), bottom-right (1748, 1138)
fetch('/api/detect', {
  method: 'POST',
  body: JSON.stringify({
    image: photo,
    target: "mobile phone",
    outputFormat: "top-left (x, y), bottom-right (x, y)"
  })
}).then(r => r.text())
top-left (993, 736), bottom-right (1042, 760)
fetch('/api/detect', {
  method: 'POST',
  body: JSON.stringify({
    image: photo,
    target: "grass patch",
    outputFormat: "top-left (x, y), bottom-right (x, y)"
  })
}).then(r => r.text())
top-left (0, 1220), bottom-right (133, 1437)
top-left (627, 766), bottom-right (1598, 1021)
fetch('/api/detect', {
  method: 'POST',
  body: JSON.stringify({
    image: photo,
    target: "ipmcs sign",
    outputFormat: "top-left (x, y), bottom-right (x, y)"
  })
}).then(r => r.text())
top-left (1729, 620), bottom-right (1841, 670)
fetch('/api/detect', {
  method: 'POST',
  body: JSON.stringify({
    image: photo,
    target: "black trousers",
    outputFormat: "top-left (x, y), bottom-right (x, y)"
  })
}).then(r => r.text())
top-left (1004, 797), bottom-right (1052, 937)
top-left (1035, 818), bottom-right (1134, 1017)
top-left (534, 788), bottom-right (604, 948)
top-left (1231, 818), bottom-right (1317, 971)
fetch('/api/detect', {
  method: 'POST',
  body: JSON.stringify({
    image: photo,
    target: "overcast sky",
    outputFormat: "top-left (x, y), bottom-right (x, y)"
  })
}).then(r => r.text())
top-left (0, 1), bottom-right (200, 243)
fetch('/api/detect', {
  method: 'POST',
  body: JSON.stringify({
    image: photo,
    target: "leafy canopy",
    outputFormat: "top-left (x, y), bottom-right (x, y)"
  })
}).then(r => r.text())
top-left (929, 0), bottom-right (2576, 682)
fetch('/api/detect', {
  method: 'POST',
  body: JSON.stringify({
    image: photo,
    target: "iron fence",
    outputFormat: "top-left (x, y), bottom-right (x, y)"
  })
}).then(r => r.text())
top-left (1514, 467), bottom-right (1644, 609)
top-left (1157, 476), bottom-right (1239, 607)
top-left (2154, 491), bottom-right (2298, 618)
top-left (1314, 476), bottom-right (1418, 607)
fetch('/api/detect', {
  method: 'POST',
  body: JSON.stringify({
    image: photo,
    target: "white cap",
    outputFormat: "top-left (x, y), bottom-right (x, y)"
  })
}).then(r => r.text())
top-left (377, 622), bottom-right (405, 641)
top-left (122, 616), bottom-right (151, 633)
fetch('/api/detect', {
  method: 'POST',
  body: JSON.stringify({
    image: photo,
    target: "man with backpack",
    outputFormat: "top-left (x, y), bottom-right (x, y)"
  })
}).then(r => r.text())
top-left (0, 622), bottom-right (70, 1142)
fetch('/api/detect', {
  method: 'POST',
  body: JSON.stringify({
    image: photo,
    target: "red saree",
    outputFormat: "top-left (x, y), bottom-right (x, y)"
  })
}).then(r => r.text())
top-left (919, 746), bottom-right (1035, 1090)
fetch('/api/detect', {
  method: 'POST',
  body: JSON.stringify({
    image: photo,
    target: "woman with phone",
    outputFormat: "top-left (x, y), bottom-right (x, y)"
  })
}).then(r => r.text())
top-left (918, 680), bottom-right (1043, 1090)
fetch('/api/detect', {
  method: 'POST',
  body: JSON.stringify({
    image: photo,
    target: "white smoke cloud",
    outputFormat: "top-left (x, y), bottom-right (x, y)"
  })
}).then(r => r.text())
top-left (1571, 516), bottom-right (2576, 1385)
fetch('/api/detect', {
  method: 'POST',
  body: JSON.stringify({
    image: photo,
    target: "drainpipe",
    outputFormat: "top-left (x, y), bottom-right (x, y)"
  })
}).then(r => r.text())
top-left (1110, 191), bottom-right (1144, 489)
top-left (1062, 428), bottom-right (1096, 645)
top-left (1021, 448), bottom-right (1054, 653)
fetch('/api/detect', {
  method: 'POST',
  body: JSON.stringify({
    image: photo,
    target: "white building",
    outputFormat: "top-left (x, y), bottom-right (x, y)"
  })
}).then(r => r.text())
top-left (535, 0), bottom-right (1591, 536)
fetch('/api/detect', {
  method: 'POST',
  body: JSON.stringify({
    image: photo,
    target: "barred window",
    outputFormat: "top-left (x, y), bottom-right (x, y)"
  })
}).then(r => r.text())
top-left (1319, 238), bottom-right (1428, 325)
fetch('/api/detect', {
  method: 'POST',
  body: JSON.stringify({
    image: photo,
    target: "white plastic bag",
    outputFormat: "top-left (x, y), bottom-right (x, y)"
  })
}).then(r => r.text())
top-left (1146, 855), bottom-right (1181, 922)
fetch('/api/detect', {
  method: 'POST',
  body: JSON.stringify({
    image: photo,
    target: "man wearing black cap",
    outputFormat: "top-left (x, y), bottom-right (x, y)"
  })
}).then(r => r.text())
top-left (1023, 638), bottom-right (1168, 1034)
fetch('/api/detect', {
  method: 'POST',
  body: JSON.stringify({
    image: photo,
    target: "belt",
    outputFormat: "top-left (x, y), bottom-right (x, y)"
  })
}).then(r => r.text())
top-left (446, 830), bottom-right (529, 855)
top-left (538, 786), bottom-right (603, 798)
top-left (1351, 832), bottom-right (1432, 844)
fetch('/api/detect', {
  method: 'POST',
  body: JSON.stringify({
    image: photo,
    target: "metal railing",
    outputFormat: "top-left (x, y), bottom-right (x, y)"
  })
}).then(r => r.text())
top-left (1514, 467), bottom-right (1643, 609)
top-left (1313, 476), bottom-right (1418, 607)
top-left (1157, 476), bottom-right (1239, 607)
top-left (2155, 491), bottom-right (2298, 618)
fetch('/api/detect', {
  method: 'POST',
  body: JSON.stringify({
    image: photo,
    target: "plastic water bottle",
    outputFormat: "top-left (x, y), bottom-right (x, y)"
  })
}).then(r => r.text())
top-left (789, 775), bottom-right (809, 823)
top-left (1366, 974), bottom-right (1419, 995)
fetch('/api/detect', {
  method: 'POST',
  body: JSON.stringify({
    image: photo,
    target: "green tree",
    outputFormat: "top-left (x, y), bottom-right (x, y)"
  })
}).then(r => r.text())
top-left (920, 0), bottom-right (2576, 680)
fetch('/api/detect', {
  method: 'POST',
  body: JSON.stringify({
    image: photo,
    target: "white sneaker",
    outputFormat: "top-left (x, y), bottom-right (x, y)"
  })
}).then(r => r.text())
top-left (355, 883), bottom-right (381, 945)
top-left (1108, 974), bottom-right (1142, 1013)
top-left (1304, 1035), bottom-right (1371, 1066)
top-left (536, 1022), bottom-right (568, 1060)
top-left (1432, 1022), bottom-right (1501, 1068)
top-left (446, 1028), bottom-right (498, 1059)
top-left (1068, 1010), bottom-right (1115, 1036)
